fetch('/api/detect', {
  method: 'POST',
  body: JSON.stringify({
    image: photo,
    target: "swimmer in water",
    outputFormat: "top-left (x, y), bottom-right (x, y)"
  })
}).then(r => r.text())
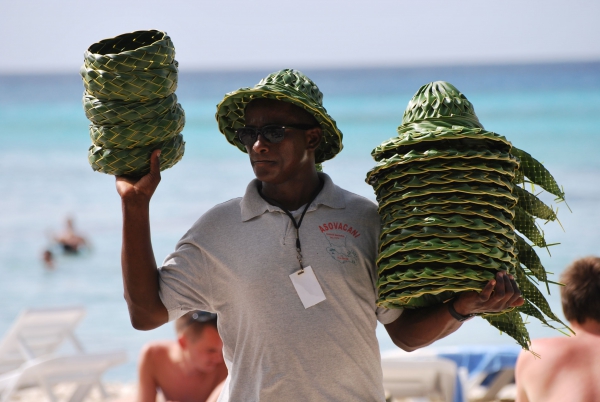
top-left (54, 217), bottom-right (89, 254)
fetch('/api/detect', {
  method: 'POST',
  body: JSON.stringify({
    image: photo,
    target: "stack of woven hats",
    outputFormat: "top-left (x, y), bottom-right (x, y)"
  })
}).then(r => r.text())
top-left (366, 82), bottom-right (569, 349)
top-left (81, 30), bottom-right (185, 177)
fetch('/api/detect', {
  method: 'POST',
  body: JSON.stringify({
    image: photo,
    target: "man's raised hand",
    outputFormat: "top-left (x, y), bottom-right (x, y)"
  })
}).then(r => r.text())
top-left (116, 149), bottom-right (162, 203)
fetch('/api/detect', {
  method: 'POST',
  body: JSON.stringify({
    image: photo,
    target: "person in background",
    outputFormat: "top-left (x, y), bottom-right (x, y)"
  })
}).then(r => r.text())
top-left (41, 249), bottom-right (55, 270)
top-left (54, 216), bottom-right (89, 254)
top-left (515, 256), bottom-right (600, 402)
top-left (137, 311), bottom-right (227, 402)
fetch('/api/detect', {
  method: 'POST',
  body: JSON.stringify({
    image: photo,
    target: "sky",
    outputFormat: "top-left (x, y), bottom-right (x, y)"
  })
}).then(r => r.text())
top-left (0, 0), bottom-right (599, 74)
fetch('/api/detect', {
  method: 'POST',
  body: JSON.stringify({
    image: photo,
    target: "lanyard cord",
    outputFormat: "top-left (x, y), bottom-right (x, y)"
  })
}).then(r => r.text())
top-left (259, 179), bottom-right (324, 273)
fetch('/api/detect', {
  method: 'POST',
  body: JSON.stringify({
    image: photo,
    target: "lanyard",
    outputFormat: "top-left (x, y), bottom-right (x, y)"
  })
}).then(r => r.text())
top-left (259, 179), bottom-right (324, 274)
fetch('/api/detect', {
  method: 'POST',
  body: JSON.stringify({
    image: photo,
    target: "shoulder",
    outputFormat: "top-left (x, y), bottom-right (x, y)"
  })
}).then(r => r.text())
top-left (188, 197), bottom-right (243, 230)
top-left (517, 338), bottom-right (571, 371)
top-left (335, 185), bottom-right (380, 222)
top-left (139, 341), bottom-right (176, 365)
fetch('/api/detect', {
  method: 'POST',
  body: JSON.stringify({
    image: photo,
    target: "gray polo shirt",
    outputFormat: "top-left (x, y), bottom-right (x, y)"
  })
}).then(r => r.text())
top-left (158, 173), bottom-right (402, 402)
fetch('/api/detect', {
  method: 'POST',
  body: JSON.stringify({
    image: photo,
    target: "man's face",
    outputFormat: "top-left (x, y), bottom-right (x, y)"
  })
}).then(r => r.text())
top-left (243, 100), bottom-right (321, 184)
top-left (182, 326), bottom-right (224, 372)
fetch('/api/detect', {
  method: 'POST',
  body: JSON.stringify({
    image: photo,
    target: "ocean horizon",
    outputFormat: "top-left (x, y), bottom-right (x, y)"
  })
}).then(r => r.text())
top-left (1, 61), bottom-right (599, 381)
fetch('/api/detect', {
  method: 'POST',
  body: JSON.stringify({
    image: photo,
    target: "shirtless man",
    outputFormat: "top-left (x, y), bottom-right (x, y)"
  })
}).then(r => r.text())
top-left (515, 256), bottom-right (600, 402)
top-left (137, 311), bottom-right (227, 402)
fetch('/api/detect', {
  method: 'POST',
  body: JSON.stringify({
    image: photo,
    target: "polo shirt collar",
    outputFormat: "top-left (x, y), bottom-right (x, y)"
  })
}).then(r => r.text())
top-left (240, 173), bottom-right (346, 222)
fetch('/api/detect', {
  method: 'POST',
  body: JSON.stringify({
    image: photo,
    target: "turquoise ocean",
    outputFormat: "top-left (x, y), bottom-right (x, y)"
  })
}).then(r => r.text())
top-left (1, 62), bottom-right (599, 381)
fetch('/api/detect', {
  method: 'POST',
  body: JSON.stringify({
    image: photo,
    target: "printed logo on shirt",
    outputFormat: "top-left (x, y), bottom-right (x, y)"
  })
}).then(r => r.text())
top-left (318, 222), bottom-right (359, 264)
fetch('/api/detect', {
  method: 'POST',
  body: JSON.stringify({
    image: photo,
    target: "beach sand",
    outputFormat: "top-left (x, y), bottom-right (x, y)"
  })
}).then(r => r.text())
top-left (6, 382), bottom-right (136, 402)
top-left (6, 383), bottom-right (517, 402)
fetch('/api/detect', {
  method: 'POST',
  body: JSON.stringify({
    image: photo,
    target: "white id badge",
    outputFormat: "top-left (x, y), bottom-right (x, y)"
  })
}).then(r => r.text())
top-left (289, 266), bottom-right (326, 309)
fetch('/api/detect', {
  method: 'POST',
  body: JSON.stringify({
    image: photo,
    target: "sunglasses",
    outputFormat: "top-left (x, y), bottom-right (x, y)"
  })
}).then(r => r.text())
top-left (189, 311), bottom-right (217, 324)
top-left (235, 124), bottom-right (319, 147)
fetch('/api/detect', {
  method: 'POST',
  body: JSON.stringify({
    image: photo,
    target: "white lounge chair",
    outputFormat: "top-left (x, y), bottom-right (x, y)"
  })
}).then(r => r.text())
top-left (0, 351), bottom-right (127, 402)
top-left (381, 353), bottom-right (457, 402)
top-left (0, 306), bottom-right (86, 374)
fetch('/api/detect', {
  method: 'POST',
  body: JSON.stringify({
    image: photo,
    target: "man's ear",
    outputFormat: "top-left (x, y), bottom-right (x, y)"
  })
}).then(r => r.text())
top-left (178, 334), bottom-right (187, 350)
top-left (305, 127), bottom-right (322, 151)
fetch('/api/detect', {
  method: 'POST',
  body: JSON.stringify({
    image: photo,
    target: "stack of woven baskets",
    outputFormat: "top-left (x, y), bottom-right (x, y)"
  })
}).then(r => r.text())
top-left (366, 82), bottom-right (570, 349)
top-left (81, 30), bottom-right (185, 177)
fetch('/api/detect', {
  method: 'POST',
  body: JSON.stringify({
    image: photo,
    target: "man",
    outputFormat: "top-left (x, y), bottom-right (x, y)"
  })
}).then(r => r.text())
top-left (137, 311), bottom-right (227, 402)
top-left (116, 69), bottom-right (523, 401)
top-left (515, 256), bottom-right (600, 402)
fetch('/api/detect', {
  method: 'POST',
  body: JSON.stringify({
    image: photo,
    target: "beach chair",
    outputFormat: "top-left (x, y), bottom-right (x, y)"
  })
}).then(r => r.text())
top-left (400, 345), bottom-right (521, 402)
top-left (0, 351), bottom-right (127, 402)
top-left (381, 353), bottom-right (457, 402)
top-left (433, 345), bottom-right (520, 402)
top-left (0, 306), bottom-right (86, 374)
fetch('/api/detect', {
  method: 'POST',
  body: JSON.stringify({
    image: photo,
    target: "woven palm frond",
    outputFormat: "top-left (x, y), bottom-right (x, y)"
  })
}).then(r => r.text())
top-left (378, 193), bottom-right (517, 217)
top-left (378, 237), bottom-right (517, 263)
top-left (381, 214), bottom-right (514, 237)
top-left (88, 133), bottom-right (185, 177)
top-left (380, 266), bottom-right (497, 284)
top-left (377, 250), bottom-right (517, 275)
top-left (365, 81), bottom-right (569, 349)
top-left (89, 104), bottom-right (184, 149)
top-left (83, 92), bottom-right (178, 125)
top-left (511, 147), bottom-right (566, 201)
top-left (368, 159), bottom-right (517, 188)
top-left (401, 81), bottom-right (483, 127)
top-left (381, 203), bottom-right (514, 228)
top-left (515, 235), bottom-right (549, 287)
top-left (379, 226), bottom-right (517, 252)
top-left (84, 30), bottom-right (175, 72)
top-left (369, 148), bottom-right (519, 178)
top-left (376, 170), bottom-right (515, 199)
top-left (372, 127), bottom-right (512, 161)
top-left (482, 310), bottom-right (530, 350)
top-left (80, 62), bottom-right (178, 102)
top-left (377, 183), bottom-right (518, 210)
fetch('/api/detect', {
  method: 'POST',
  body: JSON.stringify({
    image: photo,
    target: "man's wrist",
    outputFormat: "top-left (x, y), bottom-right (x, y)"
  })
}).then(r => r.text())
top-left (447, 299), bottom-right (475, 322)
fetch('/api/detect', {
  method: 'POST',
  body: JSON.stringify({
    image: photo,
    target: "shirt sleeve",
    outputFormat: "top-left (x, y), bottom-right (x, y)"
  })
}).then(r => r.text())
top-left (375, 306), bottom-right (403, 325)
top-left (158, 237), bottom-right (214, 322)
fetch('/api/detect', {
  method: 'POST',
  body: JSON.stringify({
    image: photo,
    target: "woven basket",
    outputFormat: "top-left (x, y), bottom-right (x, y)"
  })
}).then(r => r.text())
top-left (88, 133), bottom-right (185, 176)
top-left (89, 104), bottom-right (184, 149)
top-left (80, 62), bottom-right (178, 101)
top-left (83, 92), bottom-right (178, 125)
top-left (84, 30), bottom-right (175, 72)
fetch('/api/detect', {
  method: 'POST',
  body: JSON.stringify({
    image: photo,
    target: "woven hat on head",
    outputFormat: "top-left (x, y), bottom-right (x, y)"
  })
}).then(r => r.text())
top-left (215, 69), bottom-right (343, 164)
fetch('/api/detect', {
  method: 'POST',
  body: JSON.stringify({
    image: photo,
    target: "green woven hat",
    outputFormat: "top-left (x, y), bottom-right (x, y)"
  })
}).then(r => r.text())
top-left (401, 81), bottom-right (483, 126)
top-left (215, 69), bottom-right (343, 164)
top-left (84, 30), bottom-right (175, 72)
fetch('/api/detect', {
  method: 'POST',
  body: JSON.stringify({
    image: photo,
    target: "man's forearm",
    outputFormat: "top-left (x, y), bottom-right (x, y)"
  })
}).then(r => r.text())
top-left (385, 303), bottom-right (462, 351)
top-left (121, 200), bottom-right (168, 330)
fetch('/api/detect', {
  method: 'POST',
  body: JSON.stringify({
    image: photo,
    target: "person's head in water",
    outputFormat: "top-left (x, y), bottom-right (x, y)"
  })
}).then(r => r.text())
top-left (560, 256), bottom-right (600, 325)
top-left (175, 311), bottom-right (224, 372)
top-left (242, 98), bottom-right (322, 184)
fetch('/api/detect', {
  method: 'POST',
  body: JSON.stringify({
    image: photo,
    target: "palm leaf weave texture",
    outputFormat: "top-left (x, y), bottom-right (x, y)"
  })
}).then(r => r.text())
top-left (81, 30), bottom-right (185, 177)
top-left (366, 81), bottom-right (570, 350)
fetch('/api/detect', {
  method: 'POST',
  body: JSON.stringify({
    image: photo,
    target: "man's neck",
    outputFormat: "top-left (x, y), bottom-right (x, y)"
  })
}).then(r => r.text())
top-left (260, 171), bottom-right (322, 211)
top-left (572, 319), bottom-right (600, 337)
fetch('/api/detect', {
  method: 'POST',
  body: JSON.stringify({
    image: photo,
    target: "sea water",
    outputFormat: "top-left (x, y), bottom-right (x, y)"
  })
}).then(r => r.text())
top-left (1, 63), bottom-right (599, 381)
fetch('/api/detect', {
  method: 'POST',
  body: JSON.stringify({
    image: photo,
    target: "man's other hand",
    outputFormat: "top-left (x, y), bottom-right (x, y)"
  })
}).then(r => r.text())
top-left (116, 149), bottom-right (162, 203)
top-left (453, 271), bottom-right (524, 316)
